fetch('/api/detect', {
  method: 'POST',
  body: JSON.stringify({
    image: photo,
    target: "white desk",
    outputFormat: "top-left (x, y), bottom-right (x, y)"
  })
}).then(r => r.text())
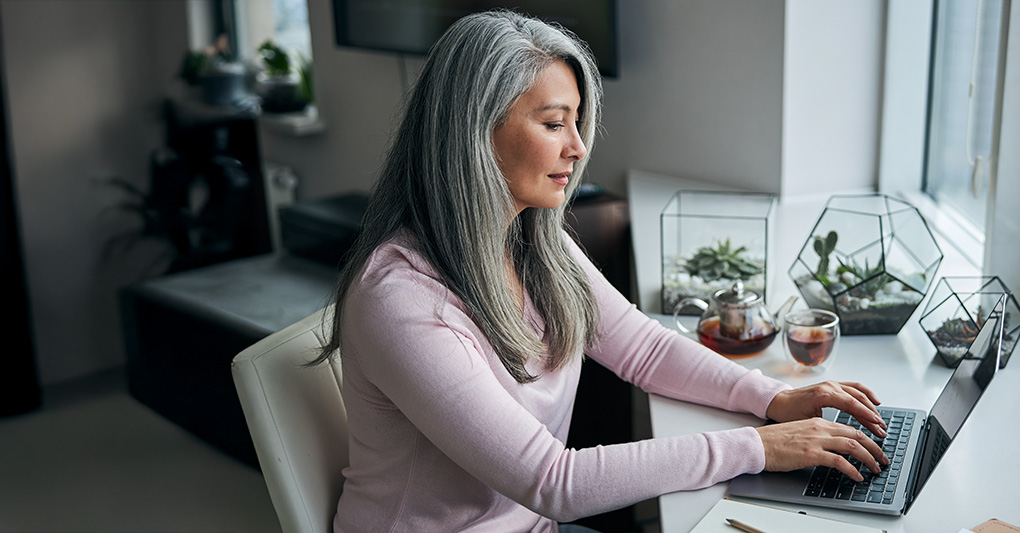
top-left (626, 172), bottom-right (1020, 531)
top-left (649, 313), bottom-right (1020, 532)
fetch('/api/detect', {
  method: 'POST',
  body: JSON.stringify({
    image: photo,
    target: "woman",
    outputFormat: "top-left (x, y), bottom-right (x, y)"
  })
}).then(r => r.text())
top-left (316, 10), bottom-right (889, 532)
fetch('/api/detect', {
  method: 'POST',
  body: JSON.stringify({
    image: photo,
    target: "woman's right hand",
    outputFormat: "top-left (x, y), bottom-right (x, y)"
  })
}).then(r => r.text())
top-left (755, 418), bottom-right (889, 482)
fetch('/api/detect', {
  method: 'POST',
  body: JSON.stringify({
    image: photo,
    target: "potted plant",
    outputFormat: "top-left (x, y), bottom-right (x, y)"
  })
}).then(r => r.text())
top-left (661, 191), bottom-right (775, 315)
top-left (919, 276), bottom-right (1018, 367)
top-left (789, 194), bottom-right (943, 335)
top-left (256, 40), bottom-right (310, 113)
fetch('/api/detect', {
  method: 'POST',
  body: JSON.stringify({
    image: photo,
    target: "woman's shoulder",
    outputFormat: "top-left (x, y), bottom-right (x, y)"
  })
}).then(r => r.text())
top-left (360, 229), bottom-right (439, 282)
top-left (343, 229), bottom-right (472, 341)
top-left (347, 229), bottom-right (451, 312)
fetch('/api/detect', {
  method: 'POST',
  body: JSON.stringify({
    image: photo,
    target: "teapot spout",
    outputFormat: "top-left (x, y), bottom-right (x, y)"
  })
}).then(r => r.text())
top-left (774, 295), bottom-right (799, 330)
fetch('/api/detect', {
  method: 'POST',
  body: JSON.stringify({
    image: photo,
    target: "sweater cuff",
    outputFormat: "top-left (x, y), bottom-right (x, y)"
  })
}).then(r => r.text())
top-left (708, 426), bottom-right (768, 480)
top-left (728, 369), bottom-right (793, 420)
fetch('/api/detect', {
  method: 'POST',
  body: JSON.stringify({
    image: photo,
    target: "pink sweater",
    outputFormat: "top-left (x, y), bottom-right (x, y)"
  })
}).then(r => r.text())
top-left (334, 231), bottom-right (790, 532)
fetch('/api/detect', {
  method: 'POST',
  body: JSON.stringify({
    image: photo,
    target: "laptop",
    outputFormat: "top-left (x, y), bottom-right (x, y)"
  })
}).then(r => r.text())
top-left (727, 295), bottom-right (1007, 516)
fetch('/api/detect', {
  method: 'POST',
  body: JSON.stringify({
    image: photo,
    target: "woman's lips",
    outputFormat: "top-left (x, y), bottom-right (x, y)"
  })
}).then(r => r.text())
top-left (549, 172), bottom-right (571, 186)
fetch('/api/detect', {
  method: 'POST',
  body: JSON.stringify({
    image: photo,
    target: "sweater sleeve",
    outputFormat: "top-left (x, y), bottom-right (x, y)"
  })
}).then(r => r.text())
top-left (567, 236), bottom-right (792, 419)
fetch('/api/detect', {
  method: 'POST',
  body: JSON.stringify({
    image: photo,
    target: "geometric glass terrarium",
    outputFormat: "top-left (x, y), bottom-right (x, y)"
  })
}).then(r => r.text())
top-left (788, 194), bottom-right (943, 335)
top-left (919, 276), bottom-right (1018, 368)
top-left (662, 191), bottom-right (776, 315)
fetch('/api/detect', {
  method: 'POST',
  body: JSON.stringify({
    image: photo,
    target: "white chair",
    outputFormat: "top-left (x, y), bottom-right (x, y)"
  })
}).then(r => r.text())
top-left (231, 308), bottom-right (348, 533)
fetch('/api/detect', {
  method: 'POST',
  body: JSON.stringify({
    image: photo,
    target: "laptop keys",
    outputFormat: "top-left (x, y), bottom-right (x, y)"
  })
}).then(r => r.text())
top-left (803, 409), bottom-right (913, 505)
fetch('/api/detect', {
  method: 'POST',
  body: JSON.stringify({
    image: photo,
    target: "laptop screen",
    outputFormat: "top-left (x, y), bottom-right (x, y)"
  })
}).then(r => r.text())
top-left (906, 296), bottom-right (1006, 511)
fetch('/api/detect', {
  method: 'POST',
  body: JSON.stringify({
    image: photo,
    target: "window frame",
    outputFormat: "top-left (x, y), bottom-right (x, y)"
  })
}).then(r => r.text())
top-left (879, 0), bottom-right (1010, 270)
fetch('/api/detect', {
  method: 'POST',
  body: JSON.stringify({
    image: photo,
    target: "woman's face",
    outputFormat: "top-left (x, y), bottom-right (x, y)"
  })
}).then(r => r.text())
top-left (493, 60), bottom-right (587, 216)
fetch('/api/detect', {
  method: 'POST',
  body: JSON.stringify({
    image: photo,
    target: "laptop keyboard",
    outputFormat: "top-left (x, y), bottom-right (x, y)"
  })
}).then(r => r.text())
top-left (803, 408), bottom-right (915, 505)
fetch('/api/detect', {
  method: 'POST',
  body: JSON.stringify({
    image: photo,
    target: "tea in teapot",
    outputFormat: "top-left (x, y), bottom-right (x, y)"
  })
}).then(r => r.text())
top-left (673, 281), bottom-right (797, 356)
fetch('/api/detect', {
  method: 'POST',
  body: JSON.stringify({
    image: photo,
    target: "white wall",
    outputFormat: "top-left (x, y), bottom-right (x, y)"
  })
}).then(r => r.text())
top-left (782, 0), bottom-right (885, 195)
top-left (1, 0), bottom-right (187, 384)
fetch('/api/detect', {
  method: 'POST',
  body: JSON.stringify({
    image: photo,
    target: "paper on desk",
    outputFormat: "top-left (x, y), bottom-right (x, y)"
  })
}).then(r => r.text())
top-left (690, 498), bottom-right (886, 533)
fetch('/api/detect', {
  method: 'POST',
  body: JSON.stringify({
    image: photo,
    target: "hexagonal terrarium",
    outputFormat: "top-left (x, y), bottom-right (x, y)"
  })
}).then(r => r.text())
top-left (919, 276), bottom-right (1018, 368)
top-left (789, 194), bottom-right (943, 335)
top-left (661, 191), bottom-right (776, 315)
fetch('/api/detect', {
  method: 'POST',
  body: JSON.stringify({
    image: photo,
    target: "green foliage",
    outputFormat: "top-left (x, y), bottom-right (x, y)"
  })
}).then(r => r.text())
top-left (940, 316), bottom-right (980, 341)
top-left (812, 231), bottom-right (838, 282)
top-left (296, 53), bottom-right (314, 104)
top-left (257, 40), bottom-right (292, 77)
top-left (837, 256), bottom-right (887, 296)
top-left (179, 51), bottom-right (209, 85)
top-left (683, 239), bottom-right (764, 282)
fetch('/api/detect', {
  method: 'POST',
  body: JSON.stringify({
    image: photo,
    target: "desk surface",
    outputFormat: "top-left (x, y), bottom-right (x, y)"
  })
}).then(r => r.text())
top-left (626, 173), bottom-right (1019, 532)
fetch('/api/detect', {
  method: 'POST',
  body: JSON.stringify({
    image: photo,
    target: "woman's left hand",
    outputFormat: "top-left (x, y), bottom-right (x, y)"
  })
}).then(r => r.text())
top-left (766, 381), bottom-right (887, 438)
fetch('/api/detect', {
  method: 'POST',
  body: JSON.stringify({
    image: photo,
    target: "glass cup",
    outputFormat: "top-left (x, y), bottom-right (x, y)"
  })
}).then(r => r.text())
top-left (784, 309), bottom-right (840, 372)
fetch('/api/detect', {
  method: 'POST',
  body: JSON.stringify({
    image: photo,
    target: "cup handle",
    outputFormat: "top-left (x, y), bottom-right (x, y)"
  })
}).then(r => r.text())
top-left (673, 298), bottom-right (708, 334)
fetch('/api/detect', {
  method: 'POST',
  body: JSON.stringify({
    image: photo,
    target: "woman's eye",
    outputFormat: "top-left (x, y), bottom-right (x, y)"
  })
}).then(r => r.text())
top-left (546, 123), bottom-right (565, 131)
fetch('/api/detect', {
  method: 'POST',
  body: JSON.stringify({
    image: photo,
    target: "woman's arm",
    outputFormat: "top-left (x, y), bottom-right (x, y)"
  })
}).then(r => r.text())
top-left (566, 235), bottom-right (789, 417)
top-left (565, 234), bottom-right (888, 480)
top-left (342, 244), bottom-right (768, 521)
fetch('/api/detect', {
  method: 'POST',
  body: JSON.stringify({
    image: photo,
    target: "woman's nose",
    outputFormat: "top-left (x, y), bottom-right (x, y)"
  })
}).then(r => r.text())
top-left (565, 126), bottom-right (587, 161)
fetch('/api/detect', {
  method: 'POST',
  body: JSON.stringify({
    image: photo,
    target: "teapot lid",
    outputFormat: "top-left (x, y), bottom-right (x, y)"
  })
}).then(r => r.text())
top-left (714, 281), bottom-right (762, 307)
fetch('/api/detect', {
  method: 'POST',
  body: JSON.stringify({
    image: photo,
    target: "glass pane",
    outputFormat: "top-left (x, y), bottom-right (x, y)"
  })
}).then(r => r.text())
top-left (272, 0), bottom-right (312, 61)
top-left (924, 0), bottom-right (1004, 232)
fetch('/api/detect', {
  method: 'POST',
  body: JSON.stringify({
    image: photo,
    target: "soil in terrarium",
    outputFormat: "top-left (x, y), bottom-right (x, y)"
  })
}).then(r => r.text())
top-left (794, 231), bottom-right (924, 335)
top-left (663, 238), bottom-right (764, 315)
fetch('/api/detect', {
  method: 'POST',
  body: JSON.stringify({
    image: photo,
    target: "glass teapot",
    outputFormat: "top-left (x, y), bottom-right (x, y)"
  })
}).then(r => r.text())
top-left (673, 281), bottom-right (798, 356)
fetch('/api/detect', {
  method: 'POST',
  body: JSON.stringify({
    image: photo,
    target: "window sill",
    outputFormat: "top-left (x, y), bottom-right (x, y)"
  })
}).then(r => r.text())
top-left (260, 105), bottom-right (326, 137)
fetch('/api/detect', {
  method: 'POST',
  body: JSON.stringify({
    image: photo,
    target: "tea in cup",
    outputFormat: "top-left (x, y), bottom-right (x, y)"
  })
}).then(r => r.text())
top-left (784, 309), bottom-right (840, 371)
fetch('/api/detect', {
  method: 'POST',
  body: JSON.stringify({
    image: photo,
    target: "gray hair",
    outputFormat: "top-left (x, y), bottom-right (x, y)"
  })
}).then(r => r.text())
top-left (316, 10), bottom-right (603, 383)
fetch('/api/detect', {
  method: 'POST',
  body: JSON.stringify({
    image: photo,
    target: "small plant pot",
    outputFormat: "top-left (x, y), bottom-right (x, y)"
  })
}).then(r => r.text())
top-left (919, 276), bottom-right (1018, 368)
top-left (256, 72), bottom-right (307, 113)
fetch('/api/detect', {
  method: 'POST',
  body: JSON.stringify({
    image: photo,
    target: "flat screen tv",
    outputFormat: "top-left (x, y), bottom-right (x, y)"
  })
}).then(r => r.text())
top-left (332, 1), bottom-right (618, 78)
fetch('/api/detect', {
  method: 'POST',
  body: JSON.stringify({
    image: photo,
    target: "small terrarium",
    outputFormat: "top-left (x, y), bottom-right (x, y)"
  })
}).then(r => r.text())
top-left (661, 191), bottom-right (776, 315)
top-left (919, 276), bottom-right (1018, 367)
top-left (788, 194), bottom-right (943, 335)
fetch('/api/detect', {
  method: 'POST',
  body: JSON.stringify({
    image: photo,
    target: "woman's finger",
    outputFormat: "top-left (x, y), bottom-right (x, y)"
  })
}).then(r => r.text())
top-left (840, 381), bottom-right (882, 406)
top-left (822, 388), bottom-right (888, 438)
top-left (836, 425), bottom-right (888, 472)
top-left (839, 382), bottom-right (881, 415)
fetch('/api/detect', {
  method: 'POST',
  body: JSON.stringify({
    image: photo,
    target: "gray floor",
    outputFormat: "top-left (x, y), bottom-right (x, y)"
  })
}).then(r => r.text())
top-left (0, 369), bottom-right (280, 533)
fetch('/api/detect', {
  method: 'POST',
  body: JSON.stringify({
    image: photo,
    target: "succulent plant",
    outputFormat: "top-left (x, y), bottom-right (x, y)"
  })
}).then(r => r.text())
top-left (813, 231), bottom-right (838, 284)
top-left (941, 317), bottom-right (980, 340)
top-left (837, 257), bottom-right (887, 296)
top-left (683, 239), bottom-right (763, 282)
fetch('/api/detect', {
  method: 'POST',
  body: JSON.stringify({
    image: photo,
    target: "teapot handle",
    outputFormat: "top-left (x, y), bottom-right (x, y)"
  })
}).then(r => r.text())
top-left (673, 297), bottom-right (709, 334)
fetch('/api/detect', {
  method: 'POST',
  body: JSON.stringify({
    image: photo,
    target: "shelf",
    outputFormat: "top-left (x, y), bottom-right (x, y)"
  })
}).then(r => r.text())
top-left (260, 105), bottom-right (326, 137)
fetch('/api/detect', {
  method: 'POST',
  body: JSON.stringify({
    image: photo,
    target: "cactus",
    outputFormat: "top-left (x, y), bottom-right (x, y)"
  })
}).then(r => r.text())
top-left (813, 231), bottom-right (838, 284)
top-left (683, 239), bottom-right (763, 282)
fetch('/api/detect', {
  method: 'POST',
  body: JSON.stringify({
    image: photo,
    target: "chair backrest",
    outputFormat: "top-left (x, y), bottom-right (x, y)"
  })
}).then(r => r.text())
top-left (231, 308), bottom-right (348, 533)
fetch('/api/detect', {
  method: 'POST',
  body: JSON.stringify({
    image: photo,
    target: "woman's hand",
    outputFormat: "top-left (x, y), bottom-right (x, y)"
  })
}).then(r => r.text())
top-left (766, 381), bottom-right (887, 438)
top-left (755, 418), bottom-right (889, 481)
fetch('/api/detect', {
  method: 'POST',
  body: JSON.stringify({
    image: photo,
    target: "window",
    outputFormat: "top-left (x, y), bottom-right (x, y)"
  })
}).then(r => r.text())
top-left (233, 0), bottom-right (312, 63)
top-left (923, 0), bottom-right (1007, 236)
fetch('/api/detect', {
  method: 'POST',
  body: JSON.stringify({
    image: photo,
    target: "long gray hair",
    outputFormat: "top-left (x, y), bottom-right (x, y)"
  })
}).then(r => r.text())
top-left (315, 10), bottom-right (603, 383)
